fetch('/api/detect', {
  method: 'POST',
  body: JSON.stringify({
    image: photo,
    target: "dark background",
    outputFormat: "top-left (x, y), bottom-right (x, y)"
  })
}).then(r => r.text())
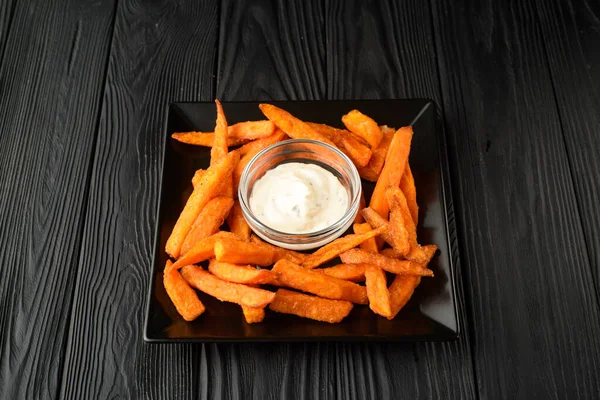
top-left (0, 0), bottom-right (598, 399)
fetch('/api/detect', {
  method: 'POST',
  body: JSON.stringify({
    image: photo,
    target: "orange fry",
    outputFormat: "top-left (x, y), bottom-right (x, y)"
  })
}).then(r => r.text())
top-left (181, 196), bottom-right (234, 255)
top-left (318, 263), bottom-right (367, 282)
top-left (208, 259), bottom-right (275, 285)
top-left (359, 207), bottom-right (398, 248)
top-left (211, 100), bottom-right (228, 164)
top-left (357, 126), bottom-right (395, 182)
top-left (364, 265), bottom-right (391, 317)
top-left (369, 126), bottom-right (413, 218)
top-left (303, 226), bottom-right (386, 269)
top-left (272, 260), bottom-right (367, 304)
top-left (191, 169), bottom-right (205, 189)
top-left (171, 231), bottom-right (239, 271)
top-left (163, 261), bottom-right (205, 321)
top-left (387, 275), bottom-right (421, 320)
top-left (307, 122), bottom-right (372, 167)
top-left (269, 288), bottom-right (354, 323)
top-left (181, 265), bottom-right (275, 308)
top-left (171, 132), bottom-right (248, 147)
top-left (214, 238), bottom-right (274, 266)
top-left (241, 305), bottom-right (265, 323)
top-left (340, 249), bottom-right (433, 277)
top-left (354, 191), bottom-right (366, 223)
top-left (166, 151), bottom-right (239, 258)
top-left (386, 188), bottom-right (411, 256)
top-left (353, 223), bottom-right (378, 252)
top-left (400, 161), bottom-right (418, 224)
top-left (379, 245), bottom-right (437, 265)
top-left (259, 104), bottom-right (336, 147)
top-left (342, 110), bottom-right (383, 149)
top-left (227, 201), bottom-right (251, 241)
top-left (228, 120), bottom-right (275, 140)
top-left (249, 235), bottom-right (307, 264)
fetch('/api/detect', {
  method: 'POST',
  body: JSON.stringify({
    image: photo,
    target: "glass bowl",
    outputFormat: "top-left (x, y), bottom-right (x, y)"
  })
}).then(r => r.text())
top-left (238, 139), bottom-right (362, 251)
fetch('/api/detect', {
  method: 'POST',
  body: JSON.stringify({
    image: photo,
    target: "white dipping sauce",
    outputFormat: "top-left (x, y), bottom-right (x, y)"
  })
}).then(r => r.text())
top-left (249, 162), bottom-right (349, 234)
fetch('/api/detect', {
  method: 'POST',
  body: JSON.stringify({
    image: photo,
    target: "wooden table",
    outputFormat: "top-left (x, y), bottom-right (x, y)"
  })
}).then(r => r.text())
top-left (1, 0), bottom-right (598, 398)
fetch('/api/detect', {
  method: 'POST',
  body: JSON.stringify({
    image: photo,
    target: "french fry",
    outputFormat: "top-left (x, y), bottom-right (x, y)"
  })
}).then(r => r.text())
top-left (208, 259), bottom-right (275, 285)
top-left (171, 132), bottom-right (248, 147)
top-left (340, 249), bottom-right (433, 277)
top-left (272, 260), bottom-right (367, 304)
top-left (364, 265), bottom-right (391, 317)
top-left (379, 245), bottom-right (437, 265)
top-left (163, 261), bottom-right (205, 321)
top-left (400, 161), bottom-right (418, 224)
top-left (181, 197), bottom-right (234, 255)
top-left (171, 231), bottom-right (239, 271)
top-left (192, 169), bottom-right (233, 198)
top-left (342, 110), bottom-right (383, 149)
top-left (318, 263), bottom-right (367, 282)
top-left (259, 104), bottom-right (336, 147)
top-left (354, 191), bottom-right (366, 223)
top-left (268, 289), bottom-right (354, 323)
top-left (241, 306), bottom-right (265, 323)
top-left (357, 126), bottom-right (395, 182)
top-left (387, 275), bottom-right (421, 320)
top-left (211, 100), bottom-right (229, 164)
top-left (192, 169), bottom-right (205, 189)
top-left (307, 122), bottom-right (372, 167)
top-left (303, 226), bottom-right (386, 269)
top-left (369, 126), bottom-right (413, 218)
top-left (360, 207), bottom-right (396, 247)
top-left (249, 235), bottom-right (307, 264)
top-left (386, 188), bottom-right (411, 256)
top-left (227, 201), bottom-right (251, 241)
top-left (353, 223), bottom-right (378, 253)
top-left (227, 120), bottom-right (276, 140)
top-left (181, 265), bottom-right (275, 308)
top-left (166, 150), bottom-right (240, 258)
top-left (214, 237), bottom-right (274, 266)
top-left (380, 247), bottom-right (400, 258)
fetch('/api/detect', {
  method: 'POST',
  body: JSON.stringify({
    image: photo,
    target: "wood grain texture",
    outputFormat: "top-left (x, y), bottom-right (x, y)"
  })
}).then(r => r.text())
top-left (0, 1), bottom-right (116, 398)
top-left (535, 0), bottom-right (600, 300)
top-left (58, 1), bottom-right (219, 399)
top-left (0, 0), bottom-right (15, 62)
top-left (431, 0), bottom-right (600, 398)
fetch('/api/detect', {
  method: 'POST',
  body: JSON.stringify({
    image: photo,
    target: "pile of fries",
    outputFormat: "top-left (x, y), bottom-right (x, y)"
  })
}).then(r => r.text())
top-left (163, 101), bottom-right (437, 324)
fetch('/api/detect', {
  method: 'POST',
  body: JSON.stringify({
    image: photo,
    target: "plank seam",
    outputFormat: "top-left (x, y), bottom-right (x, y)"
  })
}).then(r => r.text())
top-left (56, 1), bottom-right (120, 398)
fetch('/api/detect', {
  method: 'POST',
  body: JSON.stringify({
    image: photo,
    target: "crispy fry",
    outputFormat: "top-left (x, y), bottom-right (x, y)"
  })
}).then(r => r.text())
top-left (208, 259), bottom-right (275, 285)
top-left (171, 231), bottom-right (239, 271)
top-left (268, 289), bottom-right (353, 323)
top-left (192, 169), bottom-right (233, 197)
top-left (214, 237), bottom-right (274, 266)
top-left (303, 226), bottom-right (386, 269)
top-left (360, 207), bottom-right (396, 247)
top-left (163, 261), bottom-right (205, 321)
top-left (386, 188), bottom-right (411, 256)
top-left (192, 169), bottom-right (205, 189)
top-left (227, 201), bottom-right (251, 241)
top-left (241, 306), bottom-right (265, 323)
top-left (318, 263), bottom-right (367, 282)
top-left (272, 260), bottom-right (367, 304)
top-left (369, 126), bottom-right (413, 218)
top-left (379, 245), bottom-right (437, 265)
top-left (166, 151), bottom-right (240, 258)
top-left (380, 247), bottom-right (400, 258)
top-left (353, 223), bottom-right (378, 252)
top-left (259, 104), bottom-right (336, 147)
top-left (211, 100), bottom-right (229, 164)
top-left (181, 197), bottom-right (234, 255)
top-left (171, 132), bottom-right (248, 147)
top-left (340, 249), bottom-right (433, 277)
top-left (400, 161), bottom-right (418, 224)
top-left (364, 265), bottom-right (391, 317)
top-left (249, 235), bottom-right (307, 264)
top-left (357, 126), bottom-right (395, 182)
top-left (228, 120), bottom-right (275, 140)
top-left (342, 110), bottom-right (383, 149)
top-left (387, 275), bottom-right (421, 320)
top-left (181, 265), bottom-right (275, 308)
top-left (307, 122), bottom-right (372, 167)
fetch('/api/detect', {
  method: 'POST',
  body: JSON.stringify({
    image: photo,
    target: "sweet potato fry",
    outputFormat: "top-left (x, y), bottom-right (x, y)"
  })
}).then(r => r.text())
top-left (307, 122), bottom-right (372, 167)
top-left (272, 260), bottom-right (367, 304)
top-left (249, 235), bottom-right (307, 264)
top-left (354, 191), bottom-right (366, 223)
top-left (208, 259), bottom-right (275, 285)
top-left (228, 120), bottom-right (275, 140)
top-left (191, 169), bottom-right (205, 189)
top-left (400, 161), bottom-right (418, 224)
top-left (342, 110), bottom-right (383, 149)
top-left (340, 249), bottom-right (433, 277)
top-left (369, 126), bottom-right (413, 218)
top-left (380, 247), bottom-right (400, 258)
top-left (364, 265), bottom-right (391, 317)
top-left (386, 188), bottom-right (411, 256)
top-left (387, 275), bottom-right (421, 320)
top-left (163, 261), bottom-right (205, 321)
top-left (357, 126), bottom-right (395, 182)
top-left (181, 265), bottom-right (275, 308)
top-left (379, 245), bottom-right (437, 265)
top-left (214, 237), bottom-right (274, 266)
top-left (227, 201), bottom-right (251, 241)
top-left (171, 231), bottom-right (239, 271)
top-left (360, 207), bottom-right (397, 247)
top-left (241, 305), bottom-right (265, 323)
top-left (268, 289), bottom-right (353, 323)
top-left (166, 150), bottom-right (240, 258)
top-left (181, 197), bottom-right (234, 255)
top-left (303, 226), bottom-right (386, 269)
top-left (171, 132), bottom-right (248, 147)
top-left (318, 263), bottom-right (367, 282)
top-left (353, 223), bottom-right (378, 253)
top-left (259, 104), bottom-right (336, 147)
top-left (211, 100), bottom-right (229, 164)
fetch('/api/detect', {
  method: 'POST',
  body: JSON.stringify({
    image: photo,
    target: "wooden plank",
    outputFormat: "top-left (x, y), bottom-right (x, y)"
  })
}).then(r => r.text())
top-left (0, 0), bottom-right (116, 398)
top-left (58, 1), bottom-right (220, 398)
top-left (535, 0), bottom-right (600, 300)
top-left (0, 0), bottom-right (15, 60)
top-left (430, 0), bottom-right (600, 398)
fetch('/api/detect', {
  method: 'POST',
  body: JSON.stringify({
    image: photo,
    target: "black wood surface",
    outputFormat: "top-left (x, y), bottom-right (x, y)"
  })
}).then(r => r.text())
top-left (0, 1), bottom-right (116, 398)
top-left (0, 0), bottom-right (15, 61)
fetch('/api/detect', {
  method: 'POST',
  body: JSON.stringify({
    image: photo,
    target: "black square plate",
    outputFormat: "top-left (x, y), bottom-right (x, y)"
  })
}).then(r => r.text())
top-left (144, 100), bottom-right (459, 342)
